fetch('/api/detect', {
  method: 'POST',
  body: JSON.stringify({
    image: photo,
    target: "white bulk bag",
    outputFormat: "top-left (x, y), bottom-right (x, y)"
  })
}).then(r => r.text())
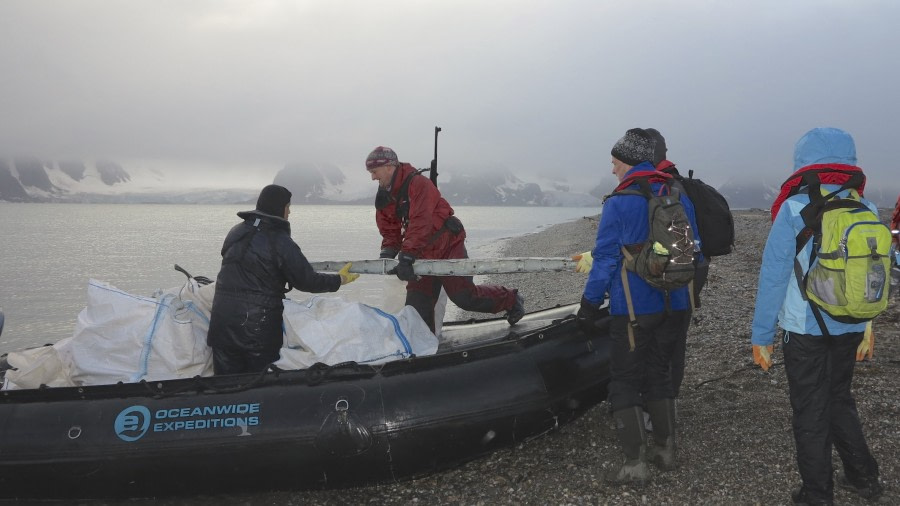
top-left (275, 296), bottom-right (438, 370)
top-left (3, 341), bottom-right (76, 389)
top-left (55, 279), bottom-right (214, 385)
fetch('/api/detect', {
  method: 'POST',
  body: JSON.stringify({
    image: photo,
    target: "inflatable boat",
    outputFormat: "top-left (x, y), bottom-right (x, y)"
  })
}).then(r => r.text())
top-left (0, 303), bottom-right (610, 500)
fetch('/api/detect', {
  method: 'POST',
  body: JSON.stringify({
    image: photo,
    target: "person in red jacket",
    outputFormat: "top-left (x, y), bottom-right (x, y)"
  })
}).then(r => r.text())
top-left (366, 146), bottom-right (524, 332)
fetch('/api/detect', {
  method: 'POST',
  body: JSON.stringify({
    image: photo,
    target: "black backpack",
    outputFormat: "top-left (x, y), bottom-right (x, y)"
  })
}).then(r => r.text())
top-left (671, 169), bottom-right (734, 257)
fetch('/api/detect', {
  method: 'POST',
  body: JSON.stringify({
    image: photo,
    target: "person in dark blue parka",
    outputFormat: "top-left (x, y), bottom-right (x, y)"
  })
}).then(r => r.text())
top-left (207, 185), bottom-right (358, 375)
top-left (579, 128), bottom-right (700, 486)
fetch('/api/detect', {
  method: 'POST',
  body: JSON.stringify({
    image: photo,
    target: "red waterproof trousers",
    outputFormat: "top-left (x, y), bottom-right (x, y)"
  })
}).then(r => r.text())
top-left (404, 230), bottom-right (517, 332)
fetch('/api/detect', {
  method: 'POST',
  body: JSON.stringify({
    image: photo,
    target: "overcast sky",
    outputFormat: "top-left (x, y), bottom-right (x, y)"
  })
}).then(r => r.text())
top-left (1, 0), bottom-right (897, 188)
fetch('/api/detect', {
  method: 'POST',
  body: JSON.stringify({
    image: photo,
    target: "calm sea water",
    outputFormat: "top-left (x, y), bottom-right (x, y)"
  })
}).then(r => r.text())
top-left (0, 203), bottom-right (596, 355)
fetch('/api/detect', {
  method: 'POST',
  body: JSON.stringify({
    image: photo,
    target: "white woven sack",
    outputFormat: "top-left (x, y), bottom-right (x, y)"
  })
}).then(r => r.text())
top-left (275, 296), bottom-right (438, 369)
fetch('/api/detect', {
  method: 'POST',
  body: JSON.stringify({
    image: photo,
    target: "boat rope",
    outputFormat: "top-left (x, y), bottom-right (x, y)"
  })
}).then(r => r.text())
top-left (138, 365), bottom-right (280, 398)
top-left (137, 360), bottom-right (384, 398)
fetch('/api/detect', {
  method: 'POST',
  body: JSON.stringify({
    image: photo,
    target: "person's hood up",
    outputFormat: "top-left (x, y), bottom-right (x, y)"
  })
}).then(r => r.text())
top-left (793, 127), bottom-right (857, 170)
top-left (237, 209), bottom-right (291, 231)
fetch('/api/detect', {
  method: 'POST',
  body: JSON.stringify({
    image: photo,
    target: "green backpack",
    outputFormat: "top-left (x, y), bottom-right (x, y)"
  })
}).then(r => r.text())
top-left (794, 172), bottom-right (892, 332)
top-left (615, 177), bottom-right (696, 292)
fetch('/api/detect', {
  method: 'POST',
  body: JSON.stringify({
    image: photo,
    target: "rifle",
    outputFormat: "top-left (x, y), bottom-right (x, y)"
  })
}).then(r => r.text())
top-left (429, 126), bottom-right (441, 187)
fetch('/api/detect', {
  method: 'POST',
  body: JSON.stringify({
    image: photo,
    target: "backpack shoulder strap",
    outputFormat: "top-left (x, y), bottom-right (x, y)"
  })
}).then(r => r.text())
top-left (394, 168), bottom-right (429, 221)
top-left (796, 170), bottom-right (867, 251)
top-left (619, 263), bottom-right (638, 352)
top-left (607, 175), bottom-right (665, 200)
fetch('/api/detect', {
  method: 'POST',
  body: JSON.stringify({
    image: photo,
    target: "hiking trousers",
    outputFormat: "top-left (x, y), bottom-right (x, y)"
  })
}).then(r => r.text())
top-left (640, 310), bottom-right (690, 400)
top-left (607, 311), bottom-right (688, 412)
top-left (783, 331), bottom-right (879, 504)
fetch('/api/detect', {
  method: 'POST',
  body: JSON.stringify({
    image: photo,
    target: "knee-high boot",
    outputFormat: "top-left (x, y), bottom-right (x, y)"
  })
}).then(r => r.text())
top-left (606, 406), bottom-right (650, 485)
top-left (646, 398), bottom-right (677, 471)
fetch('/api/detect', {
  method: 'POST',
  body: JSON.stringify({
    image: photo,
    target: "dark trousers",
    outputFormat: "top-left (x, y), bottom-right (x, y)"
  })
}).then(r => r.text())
top-left (212, 346), bottom-right (281, 375)
top-left (640, 310), bottom-right (691, 400)
top-left (607, 311), bottom-right (688, 412)
top-left (404, 241), bottom-right (515, 332)
top-left (783, 331), bottom-right (879, 503)
top-left (668, 309), bottom-right (690, 398)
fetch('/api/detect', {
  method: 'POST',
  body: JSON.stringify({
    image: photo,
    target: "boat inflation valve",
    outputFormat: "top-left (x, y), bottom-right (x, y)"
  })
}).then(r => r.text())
top-left (315, 398), bottom-right (373, 457)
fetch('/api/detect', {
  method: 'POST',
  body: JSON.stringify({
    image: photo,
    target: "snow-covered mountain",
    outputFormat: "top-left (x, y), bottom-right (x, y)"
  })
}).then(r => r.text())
top-left (272, 161), bottom-right (372, 204)
top-left (0, 157), bottom-right (266, 204)
top-left (434, 165), bottom-right (602, 207)
top-left (4, 156), bottom-right (896, 210)
top-left (0, 157), bottom-right (604, 207)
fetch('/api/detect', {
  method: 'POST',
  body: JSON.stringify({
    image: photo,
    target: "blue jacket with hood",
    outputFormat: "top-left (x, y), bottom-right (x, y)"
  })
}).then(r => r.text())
top-left (583, 162), bottom-right (701, 316)
top-left (750, 128), bottom-right (874, 346)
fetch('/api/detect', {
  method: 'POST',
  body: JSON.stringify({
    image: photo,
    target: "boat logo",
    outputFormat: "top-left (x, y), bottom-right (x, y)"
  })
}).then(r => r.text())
top-left (115, 405), bottom-right (152, 442)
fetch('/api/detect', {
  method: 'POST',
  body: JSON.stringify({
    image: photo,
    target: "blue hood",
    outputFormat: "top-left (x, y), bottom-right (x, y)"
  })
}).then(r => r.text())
top-left (793, 127), bottom-right (857, 170)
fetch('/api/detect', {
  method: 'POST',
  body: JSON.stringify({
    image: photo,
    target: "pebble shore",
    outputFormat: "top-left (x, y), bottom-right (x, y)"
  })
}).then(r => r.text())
top-left (122, 210), bottom-right (899, 506)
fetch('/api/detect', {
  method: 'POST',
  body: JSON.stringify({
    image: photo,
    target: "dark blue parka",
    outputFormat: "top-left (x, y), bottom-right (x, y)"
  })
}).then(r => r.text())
top-left (207, 210), bottom-right (341, 353)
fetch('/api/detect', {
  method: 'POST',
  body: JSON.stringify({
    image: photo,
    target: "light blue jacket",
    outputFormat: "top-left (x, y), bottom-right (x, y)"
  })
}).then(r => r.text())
top-left (750, 188), bottom-right (874, 345)
top-left (583, 162), bottom-right (700, 316)
top-left (751, 127), bottom-right (870, 346)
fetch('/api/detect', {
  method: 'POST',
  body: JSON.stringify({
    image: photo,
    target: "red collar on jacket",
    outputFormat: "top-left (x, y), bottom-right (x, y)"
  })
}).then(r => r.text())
top-left (614, 170), bottom-right (672, 192)
top-left (770, 164), bottom-right (866, 222)
top-left (656, 160), bottom-right (676, 172)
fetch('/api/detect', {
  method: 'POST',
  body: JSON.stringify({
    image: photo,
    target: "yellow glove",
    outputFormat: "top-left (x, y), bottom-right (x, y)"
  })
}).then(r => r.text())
top-left (856, 321), bottom-right (874, 361)
top-left (753, 344), bottom-right (773, 371)
top-left (572, 251), bottom-right (594, 273)
top-left (338, 262), bottom-right (359, 285)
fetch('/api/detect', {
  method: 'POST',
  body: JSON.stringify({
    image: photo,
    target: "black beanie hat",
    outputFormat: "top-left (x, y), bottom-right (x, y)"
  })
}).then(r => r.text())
top-left (644, 128), bottom-right (667, 166)
top-left (256, 184), bottom-right (292, 217)
top-left (610, 128), bottom-right (656, 167)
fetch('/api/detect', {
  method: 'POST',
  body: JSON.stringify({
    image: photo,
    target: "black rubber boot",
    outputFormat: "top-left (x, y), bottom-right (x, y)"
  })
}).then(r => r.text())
top-left (837, 472), bottom-right (884, 501)
top-left (506, 292), bottom-right (525, 325)
top-left (606, 406), bottom-right (650, 486)
top-left (645, 398), bottom-right (677, 471)
top-left (791, 487), bottom-right (833, 505)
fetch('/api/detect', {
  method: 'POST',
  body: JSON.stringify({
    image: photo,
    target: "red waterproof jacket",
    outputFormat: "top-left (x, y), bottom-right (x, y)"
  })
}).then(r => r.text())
top-left (375, 163), bottom-right (457, 259)
top-left (770, 163), bottom-right (866, 222)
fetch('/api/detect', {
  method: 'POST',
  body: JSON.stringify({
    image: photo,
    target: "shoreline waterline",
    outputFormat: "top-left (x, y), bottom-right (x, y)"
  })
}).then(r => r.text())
top-left (0, 204), bottom-right (598, 353)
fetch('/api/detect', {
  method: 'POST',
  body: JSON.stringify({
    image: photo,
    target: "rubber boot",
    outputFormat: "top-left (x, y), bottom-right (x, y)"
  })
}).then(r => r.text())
top-left (606, 406), bottom-right (650, 485)
top-left (645, 398), bottom-right (677, 471)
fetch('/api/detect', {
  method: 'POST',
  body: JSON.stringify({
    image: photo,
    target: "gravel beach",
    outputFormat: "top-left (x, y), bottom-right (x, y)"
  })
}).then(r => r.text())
top-left (118, 209), bottom-right (900, 506)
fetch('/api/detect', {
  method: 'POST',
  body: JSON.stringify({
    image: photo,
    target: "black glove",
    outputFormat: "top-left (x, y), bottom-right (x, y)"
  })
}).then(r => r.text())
top-left (394, 252), bottom-right (418, 282)
top-left (380, 248), bottom-right (399, 259)
top-left (577, 295), bottom-right (610, 335)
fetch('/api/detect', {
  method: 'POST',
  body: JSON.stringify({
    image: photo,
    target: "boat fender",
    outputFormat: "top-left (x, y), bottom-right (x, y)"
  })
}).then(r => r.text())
top-left (314, 398), bottom-right (373, 457)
